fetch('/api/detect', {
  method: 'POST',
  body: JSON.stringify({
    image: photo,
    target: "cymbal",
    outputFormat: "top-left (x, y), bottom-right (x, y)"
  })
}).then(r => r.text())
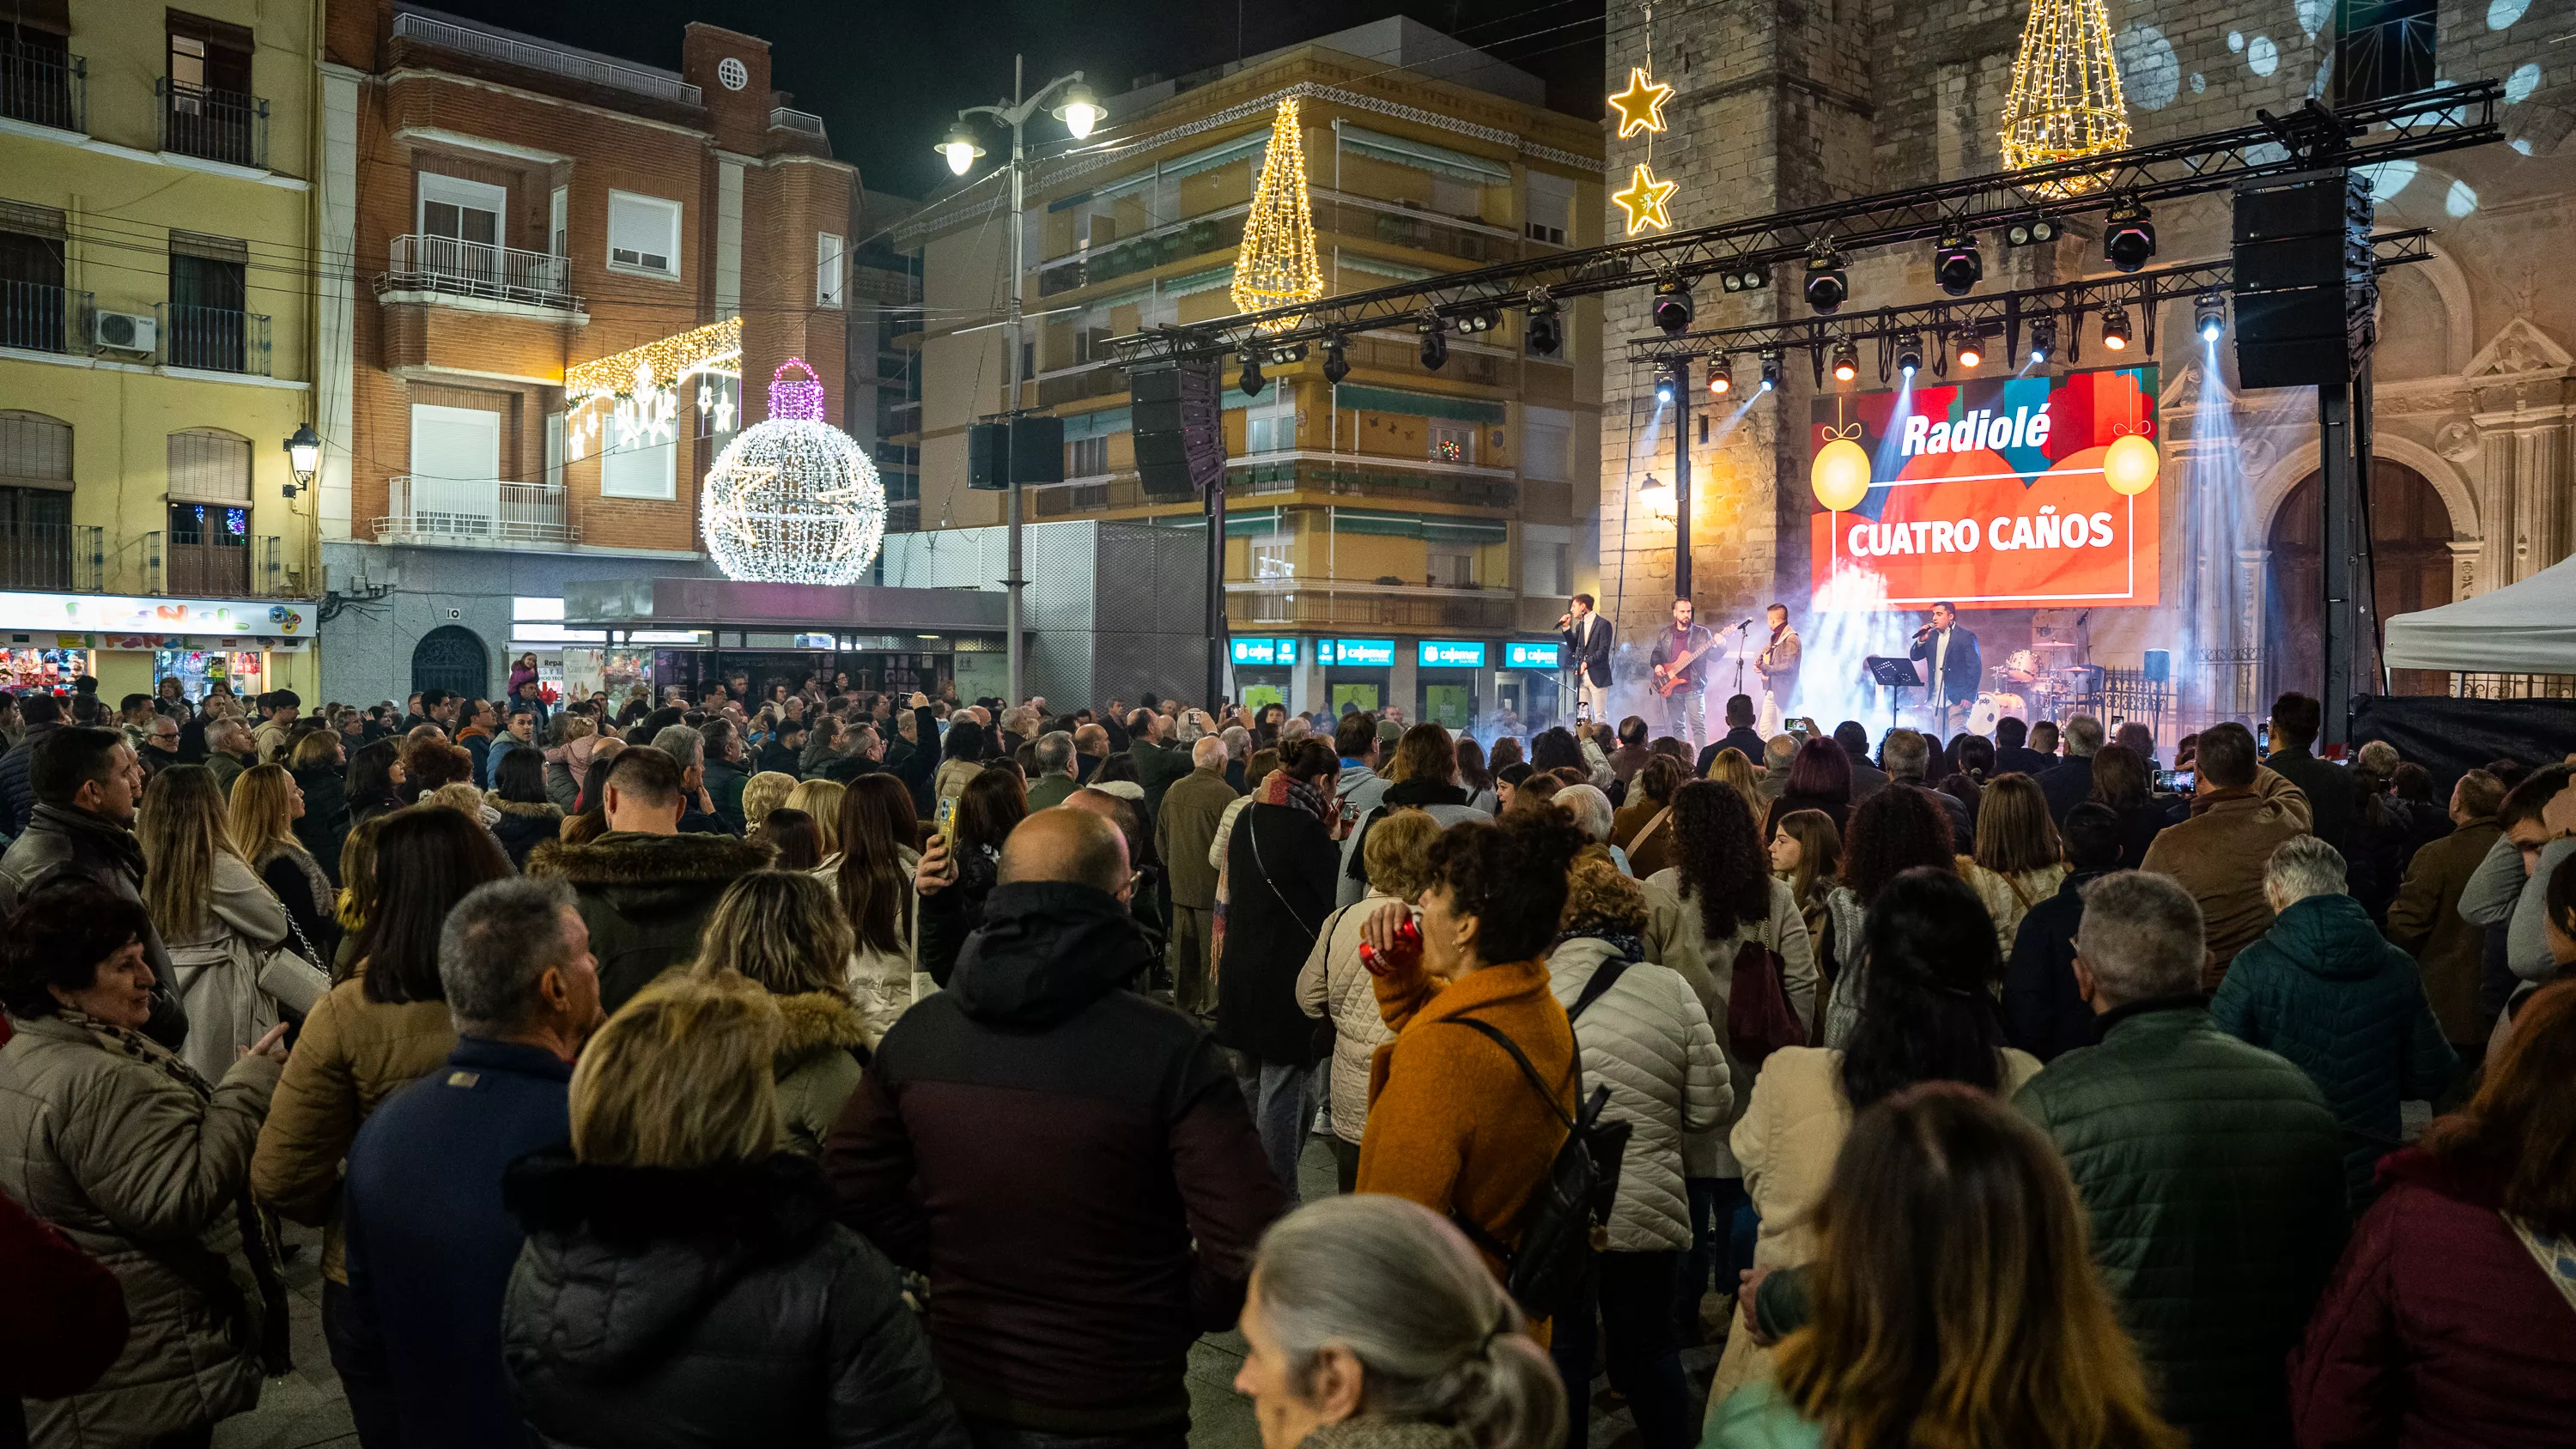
top-left (2026, 640), bottom-right (2078, 649)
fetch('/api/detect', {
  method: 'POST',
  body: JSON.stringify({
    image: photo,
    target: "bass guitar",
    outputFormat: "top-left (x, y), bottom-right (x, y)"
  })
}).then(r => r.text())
top-left (1651, 638), bottom-right (1715, 697)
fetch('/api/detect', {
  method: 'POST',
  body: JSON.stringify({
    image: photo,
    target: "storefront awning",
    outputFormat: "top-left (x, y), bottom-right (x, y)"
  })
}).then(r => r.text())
top-left (1331, 385), bottom-right (1507, 426)
top-left (562, 577), bottom-right (1006, 633)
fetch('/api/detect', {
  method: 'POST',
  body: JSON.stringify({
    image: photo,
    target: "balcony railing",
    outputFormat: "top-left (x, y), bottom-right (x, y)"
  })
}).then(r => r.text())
top-left (381, 233), bottom-right (582, 312)
top-left (378, 476), bottom-right (576, 547)
top-left (1038, 212), bottom-right (1245, 298)
top-left (1224, 579), bottom-right (1522, 632)
top-left (137, 531), bottom-right (297, 597)
top-left (1032, 454), bottom-right (1519, 518)
top-left (0, 281), bottom-right (88, 355)
top-left (0, 38), bottom-right (84, 132)
top-left (0, 523), bottom-right (102, 592)
top-left (770, 106), bottom-right (825, 137)
top-left (156, 77), bottom-right (267, 169)
top-left (389, 11), bottom-right (702, 106)
top-left (156, 303), bottom-right (270, 375)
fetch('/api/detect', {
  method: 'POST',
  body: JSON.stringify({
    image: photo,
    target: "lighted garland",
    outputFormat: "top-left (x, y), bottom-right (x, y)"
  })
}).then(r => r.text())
top-left (1999, 0), bottom-right (2131, 196)
top-left (1230, 98), bottom-right (1324, 328)
top-left (701, 359), bottom-right (885, 585)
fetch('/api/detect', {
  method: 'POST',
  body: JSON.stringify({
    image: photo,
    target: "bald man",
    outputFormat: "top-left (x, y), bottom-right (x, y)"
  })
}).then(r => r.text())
top-left (826, 807), bottom-right (1285, 1446)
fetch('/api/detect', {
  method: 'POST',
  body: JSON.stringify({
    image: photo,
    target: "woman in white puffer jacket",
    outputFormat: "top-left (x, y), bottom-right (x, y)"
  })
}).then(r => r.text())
top-left (1295, 808), bottom-right (1443, 1192)
top-left (1546, 850), bottom-right (1729, 1449)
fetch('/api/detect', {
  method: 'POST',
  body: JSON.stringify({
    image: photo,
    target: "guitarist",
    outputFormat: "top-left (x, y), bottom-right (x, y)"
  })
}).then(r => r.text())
top-left (1648, 597), bottom-right (1717, 751)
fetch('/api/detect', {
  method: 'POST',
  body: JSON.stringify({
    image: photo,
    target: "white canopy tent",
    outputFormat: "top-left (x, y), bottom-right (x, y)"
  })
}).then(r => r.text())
top-left (2383, 552), bottom-right (2576, 674)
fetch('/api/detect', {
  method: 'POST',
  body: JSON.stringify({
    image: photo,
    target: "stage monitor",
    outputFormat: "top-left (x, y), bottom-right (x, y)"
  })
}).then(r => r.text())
top-left (1807, 366), bottom-right (2162, 611)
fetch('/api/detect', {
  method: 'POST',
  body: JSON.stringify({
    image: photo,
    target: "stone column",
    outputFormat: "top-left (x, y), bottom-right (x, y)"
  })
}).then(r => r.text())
top-left (2446, 539), bottom-right (2483, 603)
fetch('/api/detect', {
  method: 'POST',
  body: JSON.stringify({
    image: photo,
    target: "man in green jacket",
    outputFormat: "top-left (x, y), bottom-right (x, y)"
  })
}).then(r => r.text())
top-left (2015, 870), bottom-right (2347, 1448)
top-left (2212, 835), bottom-right (2455, 1206)
top-left (1125, 707), bottom-right (1196, 815)
top-left (1025, 731), bottom-right (1081, 811)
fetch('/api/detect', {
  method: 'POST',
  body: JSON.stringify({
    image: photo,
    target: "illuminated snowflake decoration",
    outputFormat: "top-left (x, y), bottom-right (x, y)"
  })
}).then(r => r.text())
top-left (701, 359), bottom-right (885, 585)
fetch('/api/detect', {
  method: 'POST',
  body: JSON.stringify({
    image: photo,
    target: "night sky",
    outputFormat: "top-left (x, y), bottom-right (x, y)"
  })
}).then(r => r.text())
top-left (422, 0), bottom-right (1608, 204)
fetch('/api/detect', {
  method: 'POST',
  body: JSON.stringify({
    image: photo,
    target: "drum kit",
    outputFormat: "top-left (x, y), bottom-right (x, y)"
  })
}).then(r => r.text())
top-left (1982, 640), bottom-right (2101, 724)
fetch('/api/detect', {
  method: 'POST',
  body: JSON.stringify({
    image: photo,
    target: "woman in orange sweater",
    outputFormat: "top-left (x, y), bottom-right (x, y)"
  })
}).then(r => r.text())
top-left (1354, 814), bottom-right (1586, 1295)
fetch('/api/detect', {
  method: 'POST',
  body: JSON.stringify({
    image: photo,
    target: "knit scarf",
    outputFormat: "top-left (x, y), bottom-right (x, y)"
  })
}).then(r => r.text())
top-left (57, 1006), bottom-right (214, 1100)
top-left (1261, 770), bottom-right (1331, 825)
top-left (1552, 923), bottom-right (1646, 963)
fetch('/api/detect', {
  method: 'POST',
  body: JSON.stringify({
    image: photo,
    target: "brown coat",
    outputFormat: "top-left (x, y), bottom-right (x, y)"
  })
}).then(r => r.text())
top-left (1357, 957), bottom-right (1575, 1295)
top-left (1612, 797), bottom-right (1680, 878)
top-left (1156, 765), bottom-right (1237, 912)
top-left (2384, 815), bottom-right (2504, 1045)
top-left (248, 975), bottom-right (456, 1282)
top-left (2138, 765), bottom-right (2314, 982)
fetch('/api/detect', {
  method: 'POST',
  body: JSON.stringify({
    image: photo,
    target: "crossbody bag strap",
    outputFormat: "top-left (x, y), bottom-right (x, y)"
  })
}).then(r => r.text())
top-left (1566, 957), bottom-right (1634, 1023)
top-left (1628, 807), bottom-right (1674, 854)
top-left (1445, 1016), bottom-right (1575, 1131)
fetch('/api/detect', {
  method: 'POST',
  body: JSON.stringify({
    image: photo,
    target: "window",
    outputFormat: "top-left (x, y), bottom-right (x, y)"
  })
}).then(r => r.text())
top-left (167, 429), bottom-right (251, 502)
top-left (0, 411), bottom-right (72, 487)
top-left (600, 438), bottom-right (675, 500)
top-left (1251, 534), bottom-right (1293, 579)
top-left (549, 186), bottom-right (568, 257)
top-left (1245, 394), bottom-right (1296, 454)
top-left (816, 232), bottom-right (845, 307)
top-left (1526, 172), bottom-right (1575, 246)
top-left (0, 203), bottom-right (68, 352)
top-left (409, 403), bottom-right (501, 482)
top-left (1429, 421), bottom-right (1476, 465)
top-left (1427, 543), bottom-right (1475, 588)
top-left (1068, 433), bottom-right (1109, 477)
top-left (1522, 531), bottom-right (1571, 597)
top-left (418, 173), bottom-right (506, 248)
top-left (606, 191), bottom-right (680, 275)
top-left (167, 233), bottom-right (247, 371)
top-left (1522, 406), bottom-right (1572, 482)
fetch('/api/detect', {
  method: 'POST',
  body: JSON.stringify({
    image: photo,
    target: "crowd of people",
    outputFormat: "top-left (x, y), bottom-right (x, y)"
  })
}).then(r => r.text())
top-left (0, 665), bottom-right (2570, 1449)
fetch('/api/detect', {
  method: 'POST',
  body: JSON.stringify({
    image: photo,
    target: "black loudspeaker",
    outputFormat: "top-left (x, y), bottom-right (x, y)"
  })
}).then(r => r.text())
top-left (967, 421), bottom-right (1010, 492)
top-left (2142, 649), bottom-right (2171, 684)
top-left (1010, 415), bottom-right (1064, 485)
top-left (1132, 357), bottom-right (1225, 499)
top-left (2231, 170), bottom-right (2376, 391)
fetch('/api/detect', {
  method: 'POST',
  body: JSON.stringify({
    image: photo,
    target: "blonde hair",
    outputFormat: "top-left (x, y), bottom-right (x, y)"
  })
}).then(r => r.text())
top-left (1704, 746), bottom-right (1765, 826)
top-left (785, 779), bottom-right (846, 856)
top-left (571, 971), bottom-right (781, 1168)
top-left (742, 770), bottom-right (799, 834)
top-left (1361, 808), bottom-right (1443, 902)
top-left (138, 765), bottom-right (240, 939)
top-left (690, 871), bottom-right (854, 1000)
top-left (289, 731), bottom-right (341, 771)
top-left (426, 781), bottom-right (486, 818)
top-left (228, 762), bottom-right (301, 866)
top-left (1973, 773), bottom-right (2063, 877)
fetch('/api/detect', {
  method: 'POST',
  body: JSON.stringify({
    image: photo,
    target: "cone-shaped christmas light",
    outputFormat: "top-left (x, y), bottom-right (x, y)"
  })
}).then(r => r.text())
top-left (1230, 98), bottom-right (1325, 330)
top-left (1999, 0), bottom-right (2130, 196)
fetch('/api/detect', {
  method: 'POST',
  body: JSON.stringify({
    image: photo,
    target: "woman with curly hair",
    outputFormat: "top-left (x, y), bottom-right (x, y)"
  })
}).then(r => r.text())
top-left (1817, 785), bottom-right (1959, 1046)
top-left (1760, 736), bottom-right (1853, 839)
top-left (1644, 780), bottom-right (1818, 1342)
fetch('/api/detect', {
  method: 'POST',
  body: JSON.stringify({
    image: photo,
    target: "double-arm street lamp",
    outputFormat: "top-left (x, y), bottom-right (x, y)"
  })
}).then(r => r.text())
top-left (935, 58), bottom-right (1102, 706)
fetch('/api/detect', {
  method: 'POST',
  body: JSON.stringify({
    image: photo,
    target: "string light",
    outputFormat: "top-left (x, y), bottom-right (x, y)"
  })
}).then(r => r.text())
top-left (1230, 98), bottom-right (1325, 328)
top-left (1607, 67), bottom-right (1674, 138)
top-left (1999, 0), bottom-right (2131, 196)
top-left (562, 318), bottom-right (743, 464)
top-left (565, 317), bottom-right (743, 398)
top-left (702, 359), bottom-right (886, 586)
top-left (1613, 162), bottom-right (1680, 235)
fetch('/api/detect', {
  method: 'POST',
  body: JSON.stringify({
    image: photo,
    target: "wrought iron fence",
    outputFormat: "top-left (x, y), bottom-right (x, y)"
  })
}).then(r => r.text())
top-left (156, 76), bottom-right (267, 168)
top-left (382, 233), bottom-right (580, 310)
top-left (0, 38), bottom-right (83, 132)
top-left (2451, 672), bottom-right (2576, 700)
top-left (0, 523), bottom-right (100, 591)
top-left (379, 476), bottom-right (575, 546)
top-left (0, 280), bottom-right (86, 355)
top-left (156, 302), bottom-right (270, 374)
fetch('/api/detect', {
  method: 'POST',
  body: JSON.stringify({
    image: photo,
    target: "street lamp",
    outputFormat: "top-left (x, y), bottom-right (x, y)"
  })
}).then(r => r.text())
top-left (282, 423), bottom-right (319, 498)
top-left (937, 57), bottom-right (1092, 707)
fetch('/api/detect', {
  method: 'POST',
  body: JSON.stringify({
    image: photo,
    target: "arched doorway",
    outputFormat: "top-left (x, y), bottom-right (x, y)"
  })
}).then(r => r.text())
top-left (410, 625), bottom-right (490, 701)
top-left (2263, 460), bottom-right (2458, 700)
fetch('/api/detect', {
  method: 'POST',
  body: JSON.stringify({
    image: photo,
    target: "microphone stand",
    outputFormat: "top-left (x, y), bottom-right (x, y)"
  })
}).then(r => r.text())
top-left (1734, 619), bottom-right (1752, 698)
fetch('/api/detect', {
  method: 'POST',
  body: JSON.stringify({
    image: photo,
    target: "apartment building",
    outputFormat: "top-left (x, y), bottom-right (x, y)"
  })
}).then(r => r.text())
top-left (311, 1), bottom-right (856, 705)
top-left (848, 189), bottom-right (923, 535)
top-left (900, 18), bottom-right (1604, 727)
top-left (0, 0), bottom-right (323, 703)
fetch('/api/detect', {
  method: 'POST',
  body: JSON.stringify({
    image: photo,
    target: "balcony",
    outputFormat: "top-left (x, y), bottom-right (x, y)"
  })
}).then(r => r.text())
top-left (1224, 579), bottom-right (1522, 632)
top-left (0, 281), bottom-right (88, 355)
top-left (0, 38), bottom-right (84, 133)
top-left (156, 303), bottom-right (270, 375)
top-left (140, 531), bottom-right (301, 597)
top-left (380, 233), bottom-right (583, 313)
top-left (1038, 211), bottom-right (1244, 298)
top-left (1031, 453), bottom-right (1519, 519)
top-left (769, 106), bottom-right (824, 137)
top-left (0, 523), bottom-right (103, 592)
top-left (377, 476), bottom-right (576, 548)
top-left (388, 11), bottom-right (701, 107)
top-left (156, 77), bottom-right (267, 169)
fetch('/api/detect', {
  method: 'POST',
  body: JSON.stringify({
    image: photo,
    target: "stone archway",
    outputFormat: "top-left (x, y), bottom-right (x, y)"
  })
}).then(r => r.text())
top-left (2263, 460), bottom-right (2462, 700)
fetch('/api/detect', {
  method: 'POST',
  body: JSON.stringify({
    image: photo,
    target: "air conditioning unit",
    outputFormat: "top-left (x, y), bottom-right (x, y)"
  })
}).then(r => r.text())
top-left (94, 310), bottom-right (157, 353)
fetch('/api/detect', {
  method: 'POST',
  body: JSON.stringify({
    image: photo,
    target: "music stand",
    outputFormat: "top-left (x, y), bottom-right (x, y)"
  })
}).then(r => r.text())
top-left (1863, 656), bottom-right (1923, 735)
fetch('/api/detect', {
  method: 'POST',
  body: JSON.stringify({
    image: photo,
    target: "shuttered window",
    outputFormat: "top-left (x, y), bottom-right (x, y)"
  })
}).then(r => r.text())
top-left (0, 412), bottom-right (72, 489)
top-left (167, 428), bottom-right (252, 502)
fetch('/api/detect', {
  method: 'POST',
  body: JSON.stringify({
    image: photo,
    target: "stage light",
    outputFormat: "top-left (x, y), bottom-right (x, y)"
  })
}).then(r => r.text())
top-left (1955, 333), bottom-right (1984, 370)
top-left (1895, 332), bottom-right (1924, 377)
top-left (2005, 215), bottom-right (2059, 247)
top-left (1708, 355), bottom-right (1732, 396)
top-left (2029, 317), bottom-right (2057, 365)
top-left (1652, 277), bottom-right (1696, 336)
top-left (1321, 336), bottom-right (1350, 385)
top-left (1418, 312), bottom-right (1449, 371)
top-left (2104, 200), bottom-right (2156, 272)
top-left (1457, 307), bottom-right (1499, 335)
top-left (1655, 373), bottom-right (1675, 403)
top-left (1237, 347), bottom-right (1264, 397)
top-left (2100, 303), bottom-right (2132, 351)
top-left (1933, 228), bottom-right (1984, 297)
top-left (1830, 339), bottom-right (1859, 384)
top-left (1803, 246), bottom-right (1849, 315)
top-left (2196, 291), bottom-right (2227, 343)
top-left (1721, 262), bottom-right (1770, 293)
top-left (936, 121), bottom-right (986, 176)
top-left (1759, 349), bottom-right (1783, 391)
top-left (1525, 294), bottom-right (1562, 355)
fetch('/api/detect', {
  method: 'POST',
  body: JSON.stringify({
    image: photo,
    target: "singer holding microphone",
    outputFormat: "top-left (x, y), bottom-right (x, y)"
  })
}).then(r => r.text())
top-left (1559, 592), bottom-right (1614, 723)
top-left (1906, 599), bottom-right (1982, 738)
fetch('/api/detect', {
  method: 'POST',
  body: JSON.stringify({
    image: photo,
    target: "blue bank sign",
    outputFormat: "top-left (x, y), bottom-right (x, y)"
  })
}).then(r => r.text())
top-left (1318, 638), bottom-right (1398, 667)
top-left (1417, 640), bottom-right (1487, 668)
top-left (1503, 640), bottom-right (1563, 670)
top-left (1229, 637), bottom-right (1298, 666)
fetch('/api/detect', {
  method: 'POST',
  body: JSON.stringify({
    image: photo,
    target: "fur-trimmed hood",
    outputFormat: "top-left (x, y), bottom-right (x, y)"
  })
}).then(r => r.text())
top-left (483, 793), bottom-right (563, 822)
top-left (525, 830), bottom-right (771, 888)
top-left (770, 990), bottom-right (870, 1073)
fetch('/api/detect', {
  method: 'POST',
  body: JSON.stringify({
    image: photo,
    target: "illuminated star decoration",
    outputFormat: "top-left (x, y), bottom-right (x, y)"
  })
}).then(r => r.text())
top-left (1613, 163), bottom-right (1680, 235)
top-left (1608, 66), bottom-right (1674, 138)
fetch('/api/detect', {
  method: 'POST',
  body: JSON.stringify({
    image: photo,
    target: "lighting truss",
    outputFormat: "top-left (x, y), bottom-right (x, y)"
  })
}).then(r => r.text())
top-left (1625, 230), bottom-right (2435, 383)
top-left (1103, 82), bottom-right (2497, 364)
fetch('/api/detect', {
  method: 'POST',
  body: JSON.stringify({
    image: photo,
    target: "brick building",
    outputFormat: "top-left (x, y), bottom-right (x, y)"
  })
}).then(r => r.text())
top-left (312, 1), bottom-right (856, 706)
top-left (1602, 0), bottom-right (2576, 729)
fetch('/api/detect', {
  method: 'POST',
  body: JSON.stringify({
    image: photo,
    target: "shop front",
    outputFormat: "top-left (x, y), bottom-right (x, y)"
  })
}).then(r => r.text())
top-left (560, 577), bottom-right (1008, 708)
top-left (1498, 639), bottom-right (1564, 731)
top-left (0, 591), bottom-right (316, 703)
top-left (1229, 636), bottom-right (1298, 713)
top-left (1414, 640), bottom-right (1485, 731)
top-left (1317, 636), bottom-right (1397, 717)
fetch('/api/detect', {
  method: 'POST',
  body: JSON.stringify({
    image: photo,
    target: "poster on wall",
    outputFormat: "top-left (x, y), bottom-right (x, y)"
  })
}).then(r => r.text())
top-left (1807, 366), bottom-right (2160, 609)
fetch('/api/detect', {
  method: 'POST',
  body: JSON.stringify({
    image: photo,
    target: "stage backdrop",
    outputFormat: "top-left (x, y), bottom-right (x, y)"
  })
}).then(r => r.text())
top-left (1807, 366), bottom-right (2160, 609)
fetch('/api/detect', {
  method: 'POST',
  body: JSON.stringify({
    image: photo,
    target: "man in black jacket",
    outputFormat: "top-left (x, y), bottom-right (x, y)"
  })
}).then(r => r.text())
top-left (0, 692), bottom-right (64, 838)
top-left (1214, 740), bottom-right (1344, 1197)
top-left (2263, 691), bottom-right (2352, 850)
top-left (881, 693), bottom-right (941, 819)
top-left (2038, 715), bottom-right (2106, 825)
top-left (1995, 716), bottom-right (2053, 777)
top-left (1905, 600), bottom-right (1982, 738)
top-left (1559, 591), bottom-right (1614, 722)
top-left (827, 808), bottom-right (1285, 1449)
top-left (2002, 802), bottom-right (2124, 1061)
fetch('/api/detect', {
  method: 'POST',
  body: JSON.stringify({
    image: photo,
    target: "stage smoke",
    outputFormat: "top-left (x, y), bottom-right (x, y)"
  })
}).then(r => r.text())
top-left (2173, 336), bottom-right (2270, 725)
top-left (1798, 567), bottom-right (1917, 735)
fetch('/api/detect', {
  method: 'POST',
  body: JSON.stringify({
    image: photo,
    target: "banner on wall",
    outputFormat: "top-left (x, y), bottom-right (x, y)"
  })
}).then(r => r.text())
top-left (1807, 367), bottom-right (2160, 609)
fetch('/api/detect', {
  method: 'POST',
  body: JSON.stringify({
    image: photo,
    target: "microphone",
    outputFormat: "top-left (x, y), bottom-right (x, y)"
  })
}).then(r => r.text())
top-left (1914, 621), bottom-right (1936, 642)
top-left (1735, 618), bottom-right (1755, 632)
top-left (1556, 612), bottom-right (1573, 630)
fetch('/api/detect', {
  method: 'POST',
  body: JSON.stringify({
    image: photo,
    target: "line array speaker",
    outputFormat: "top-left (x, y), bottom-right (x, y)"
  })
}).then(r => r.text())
top-left (1131, 357), bottom-right (1225, 499)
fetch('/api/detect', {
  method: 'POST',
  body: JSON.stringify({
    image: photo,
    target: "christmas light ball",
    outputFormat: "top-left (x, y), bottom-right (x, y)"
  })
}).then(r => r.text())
top-left (2104, 433), bottom-right (2160, 495)
top-left (702, 360), bottom-right (886, 585)
top-left (1811, 438), bottom-right (1872, 512)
